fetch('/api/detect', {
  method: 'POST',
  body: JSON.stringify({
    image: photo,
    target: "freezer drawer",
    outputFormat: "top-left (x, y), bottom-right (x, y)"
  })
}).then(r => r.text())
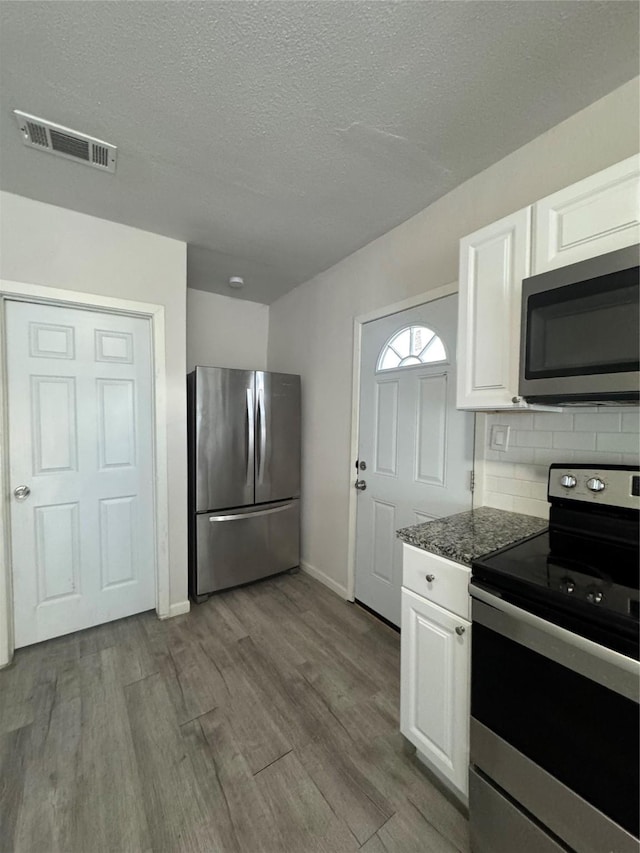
top-left (469, 768), bottom-right (566, 853)
top-left (194, 499), bottom-right (300, 596)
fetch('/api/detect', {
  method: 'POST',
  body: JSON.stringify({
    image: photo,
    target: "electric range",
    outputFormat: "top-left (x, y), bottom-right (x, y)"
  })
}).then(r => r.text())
top-left (469, 463), bottom-right (640, 853)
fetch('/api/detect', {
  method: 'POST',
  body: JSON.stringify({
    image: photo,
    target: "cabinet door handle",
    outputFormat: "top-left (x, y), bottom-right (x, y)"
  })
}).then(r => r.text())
top-left (425, 574), bottom-right (435, 582)
top-left (455, 625), bottom-right (466, 636)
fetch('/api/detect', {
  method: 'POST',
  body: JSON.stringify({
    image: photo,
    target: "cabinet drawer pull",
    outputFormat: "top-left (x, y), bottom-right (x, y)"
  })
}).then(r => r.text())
top-left (455, 625), bottom-right (466, 636)
top-left (425, 574), bottom-right (435, 582)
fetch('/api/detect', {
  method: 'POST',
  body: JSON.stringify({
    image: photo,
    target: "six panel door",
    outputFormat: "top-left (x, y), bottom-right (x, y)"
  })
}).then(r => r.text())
top-left (6, 300), bottom-right (156, 647)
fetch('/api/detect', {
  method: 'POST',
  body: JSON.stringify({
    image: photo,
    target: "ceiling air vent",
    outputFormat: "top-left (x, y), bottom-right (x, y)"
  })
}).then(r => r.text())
top-left (13, 110), bottom-right (117, 174)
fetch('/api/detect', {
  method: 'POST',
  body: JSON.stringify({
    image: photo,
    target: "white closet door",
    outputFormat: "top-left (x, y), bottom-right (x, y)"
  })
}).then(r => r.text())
top-left (6, 300), bottom-right (156, 647)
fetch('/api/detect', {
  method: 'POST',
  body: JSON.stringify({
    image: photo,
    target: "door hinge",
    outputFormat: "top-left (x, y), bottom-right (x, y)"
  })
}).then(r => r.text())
top-left (469, 470), bottom-right (475, 493)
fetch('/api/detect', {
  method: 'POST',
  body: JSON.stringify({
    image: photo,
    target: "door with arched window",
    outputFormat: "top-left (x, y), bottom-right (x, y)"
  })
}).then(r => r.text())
top-left (354, 294), bottom-right (474, 626)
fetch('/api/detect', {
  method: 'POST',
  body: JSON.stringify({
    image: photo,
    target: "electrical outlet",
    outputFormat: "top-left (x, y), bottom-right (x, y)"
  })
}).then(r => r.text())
top-left (490, 424), bottom-right (510, 452)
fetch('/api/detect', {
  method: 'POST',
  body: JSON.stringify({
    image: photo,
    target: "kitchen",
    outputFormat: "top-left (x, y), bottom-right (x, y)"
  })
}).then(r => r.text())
top-left (1, 3), bottom-right (639, 852)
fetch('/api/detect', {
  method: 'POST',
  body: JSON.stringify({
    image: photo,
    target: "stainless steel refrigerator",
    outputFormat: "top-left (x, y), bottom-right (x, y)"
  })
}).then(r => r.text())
top-left (187, 366), bottom-right (301, 600)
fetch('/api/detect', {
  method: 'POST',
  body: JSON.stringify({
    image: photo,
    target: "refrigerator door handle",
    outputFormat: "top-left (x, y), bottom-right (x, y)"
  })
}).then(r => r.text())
top-left (209, 503), bottom-right (294, 522)
top-left (257, 386), bottom-right (267, 484)
top-left (246, 387), bottom-right (255, 488)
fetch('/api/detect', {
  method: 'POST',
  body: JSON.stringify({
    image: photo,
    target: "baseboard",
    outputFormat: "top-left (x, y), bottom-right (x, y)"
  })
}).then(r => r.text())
top-left (161, 600), bottom-right (191, 619)
top-left (300, 561), bottom-right (349, 599)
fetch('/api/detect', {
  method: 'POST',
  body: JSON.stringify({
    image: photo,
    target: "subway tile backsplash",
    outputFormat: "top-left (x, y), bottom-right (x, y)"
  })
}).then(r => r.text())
top-left (482, 407), bottom-right (640, 519)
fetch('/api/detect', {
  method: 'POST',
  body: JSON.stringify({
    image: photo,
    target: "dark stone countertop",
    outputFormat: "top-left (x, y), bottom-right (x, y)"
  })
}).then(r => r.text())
top-left (396, 507), bottom-right (548, 567)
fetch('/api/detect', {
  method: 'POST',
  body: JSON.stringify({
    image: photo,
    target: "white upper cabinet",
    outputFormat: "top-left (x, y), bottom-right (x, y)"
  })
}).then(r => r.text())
top-left (457, 156), bottom-right (639, 411)
top-left (533, 156), bottom-right (640, 274)
top-left (457, 207), bottom-right (534, 410)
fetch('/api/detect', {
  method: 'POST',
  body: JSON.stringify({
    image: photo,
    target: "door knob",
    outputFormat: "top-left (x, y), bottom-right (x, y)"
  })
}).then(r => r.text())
top-left (13, 485), bottom-right (31, 501)
top-left (355, 479), bottom-right (367, 491)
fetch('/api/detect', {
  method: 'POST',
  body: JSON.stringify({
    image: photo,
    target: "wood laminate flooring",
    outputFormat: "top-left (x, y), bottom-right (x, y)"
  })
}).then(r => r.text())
top-left (0, 571), bottom-right (470, 853)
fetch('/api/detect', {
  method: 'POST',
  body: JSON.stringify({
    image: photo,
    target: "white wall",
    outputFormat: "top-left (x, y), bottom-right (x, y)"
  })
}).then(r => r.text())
top-left (187, 288), bottom-right (269, 372)
top-left (482, 408), bottom-right (640, 519)
top-left (0, 191), bottom-right (189, 632)
top-left (267, 78), bottom-right (640, 593)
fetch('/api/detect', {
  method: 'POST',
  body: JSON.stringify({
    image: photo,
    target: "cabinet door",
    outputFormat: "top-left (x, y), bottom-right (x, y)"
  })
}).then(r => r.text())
top-left (457, 208), bottom-right (532, 410)
top-left (400, 588), bottom-right (470, 796)
top-left (533, 156), bottom-right (640, 274)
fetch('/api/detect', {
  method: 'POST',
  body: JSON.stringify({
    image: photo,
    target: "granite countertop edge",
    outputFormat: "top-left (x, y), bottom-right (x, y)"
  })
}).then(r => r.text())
top-left (396, 506), bottom-right (548, 567)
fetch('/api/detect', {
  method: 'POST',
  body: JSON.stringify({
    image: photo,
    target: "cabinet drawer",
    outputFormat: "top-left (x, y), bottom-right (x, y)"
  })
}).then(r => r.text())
top-left (402, 543), bottom-right (470, 620)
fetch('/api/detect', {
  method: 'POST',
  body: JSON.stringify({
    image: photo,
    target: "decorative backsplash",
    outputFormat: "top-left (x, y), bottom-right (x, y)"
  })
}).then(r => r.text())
top-left (481, 407), bottom-right (640, 519)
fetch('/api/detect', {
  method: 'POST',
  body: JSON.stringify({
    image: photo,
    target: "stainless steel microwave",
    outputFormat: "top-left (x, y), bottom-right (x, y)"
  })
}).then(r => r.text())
top-left (519, 244), bottom-right (640, 405)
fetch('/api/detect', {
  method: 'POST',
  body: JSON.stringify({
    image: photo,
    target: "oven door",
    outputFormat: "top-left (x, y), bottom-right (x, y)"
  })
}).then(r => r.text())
top-left (470, 584), bottom-right (640, 853)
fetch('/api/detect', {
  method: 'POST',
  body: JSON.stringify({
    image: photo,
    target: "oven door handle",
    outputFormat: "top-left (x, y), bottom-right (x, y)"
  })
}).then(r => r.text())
top-left (471, 585), bottom-right (640, 703)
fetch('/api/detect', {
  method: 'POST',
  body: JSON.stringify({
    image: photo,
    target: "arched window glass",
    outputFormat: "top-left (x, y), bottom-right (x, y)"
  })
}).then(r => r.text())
top-left (376, 325), bottom-right (447, 372)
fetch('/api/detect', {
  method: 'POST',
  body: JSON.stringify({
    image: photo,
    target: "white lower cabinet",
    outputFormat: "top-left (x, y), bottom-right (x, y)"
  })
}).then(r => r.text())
top-left (400, 586), bottom-right (471, 798)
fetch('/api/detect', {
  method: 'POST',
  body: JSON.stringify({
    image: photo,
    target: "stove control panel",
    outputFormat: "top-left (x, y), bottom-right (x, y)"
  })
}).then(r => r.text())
top-left (549, 465), bottom-right (640, 510)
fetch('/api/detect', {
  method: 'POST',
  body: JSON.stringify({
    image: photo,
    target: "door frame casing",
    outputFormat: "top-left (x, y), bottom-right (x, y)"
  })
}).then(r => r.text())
top-left (346, 282), bottom-right (459, 602)
top-left (0, 279), bottom-right (174, 667)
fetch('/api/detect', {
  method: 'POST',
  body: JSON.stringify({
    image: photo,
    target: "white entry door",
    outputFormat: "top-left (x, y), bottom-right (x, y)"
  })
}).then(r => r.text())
top-left (354, 295), bottom-right (474, 626)
top-left (6, 300), bottom-right (156, 647)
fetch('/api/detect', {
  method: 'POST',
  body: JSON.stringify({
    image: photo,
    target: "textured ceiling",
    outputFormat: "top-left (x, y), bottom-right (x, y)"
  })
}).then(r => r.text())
top-left (0, 2), bottom-right (638, 304)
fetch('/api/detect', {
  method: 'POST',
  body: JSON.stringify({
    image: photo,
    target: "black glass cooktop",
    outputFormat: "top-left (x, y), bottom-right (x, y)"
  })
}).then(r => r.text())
top-left (472, 530), bottom-right (639, 657)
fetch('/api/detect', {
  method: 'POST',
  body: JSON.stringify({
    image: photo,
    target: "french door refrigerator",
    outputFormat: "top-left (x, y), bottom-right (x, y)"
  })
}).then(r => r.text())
top-left (187, 366), bottom-right (301, 600)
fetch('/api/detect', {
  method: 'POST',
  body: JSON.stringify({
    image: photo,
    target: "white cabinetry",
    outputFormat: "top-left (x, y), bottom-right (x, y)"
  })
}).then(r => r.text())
top-left (400, 544), bottom-right (470, 799)
top-left (533, 156), bottom-right (640, 274)
top-left (457, 208), bottom-right (535, 410)
top-left (457, 156), bottom-right (640, 412)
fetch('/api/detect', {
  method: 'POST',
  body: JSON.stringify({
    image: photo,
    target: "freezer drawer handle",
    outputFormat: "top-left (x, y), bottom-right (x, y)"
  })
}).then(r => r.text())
top-left (209, 503), bottom-right (293, 522)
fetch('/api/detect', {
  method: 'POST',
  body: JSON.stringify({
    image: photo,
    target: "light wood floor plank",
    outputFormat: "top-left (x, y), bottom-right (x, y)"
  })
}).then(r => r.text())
top-left (179, 718), bottom-right (241, 853)
top-left (125, 672), bottom-right (219, 852)
top-left (298, 736), bottom-right (393, 844)
top-left (198, 707), bottom-right (285, 853)
top-left (0, 571), bottom-right (469, 853)
top-left (205, 644), bottom-right (293, 774)
top-left (0, 724), bottom-right (30, 850)
top-left (76, 648), bottom-right (152, 853)
top-left (13, 696), bottom-right (81, 853)
top-left (376, 801), bottom-right (463, 853)
top-left (360, 831), bottom-right (390, 853)
top-left (254, 750), bottom-right (360, 853)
